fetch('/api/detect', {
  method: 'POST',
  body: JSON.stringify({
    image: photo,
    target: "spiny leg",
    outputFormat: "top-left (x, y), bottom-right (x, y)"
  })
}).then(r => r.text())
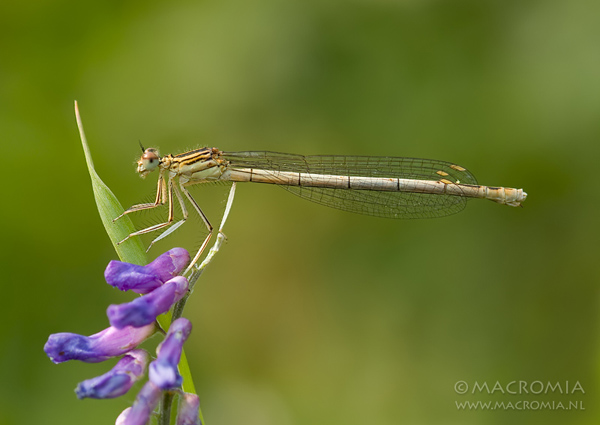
top-left (114, 172), bottom-right (166, 221)
top-left (179, 180), bottom-right (214, 273)
top-left (180, 180), bottom-right (213, 233)
top-left (117, 176), bottom-right (175, 245)
top-left (146, 178), bottom-right (190, 251)
top-left (185, 182), bottom-right (237, 278)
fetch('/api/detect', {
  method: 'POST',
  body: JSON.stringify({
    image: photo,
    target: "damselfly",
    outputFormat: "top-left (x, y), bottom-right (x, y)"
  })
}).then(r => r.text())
top-left (115, 146), bottom-right (527, 273)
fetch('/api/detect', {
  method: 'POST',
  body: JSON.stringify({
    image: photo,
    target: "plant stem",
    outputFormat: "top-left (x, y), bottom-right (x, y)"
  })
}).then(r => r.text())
top-left (159, 391), bottom-right (175, 425)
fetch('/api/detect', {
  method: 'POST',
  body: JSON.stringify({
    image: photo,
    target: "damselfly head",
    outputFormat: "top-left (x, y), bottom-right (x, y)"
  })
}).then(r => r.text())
top-left (137, 148), bottom-right (160, 178)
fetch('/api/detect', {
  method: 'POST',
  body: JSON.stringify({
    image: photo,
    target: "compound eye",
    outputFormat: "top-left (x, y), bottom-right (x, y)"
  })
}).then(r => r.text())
top-left (137, 148), bottom-right (160, 175)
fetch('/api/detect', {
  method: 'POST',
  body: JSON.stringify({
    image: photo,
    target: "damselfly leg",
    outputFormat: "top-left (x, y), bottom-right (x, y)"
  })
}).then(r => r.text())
top-left (115, 174), bottom-right (213, 262)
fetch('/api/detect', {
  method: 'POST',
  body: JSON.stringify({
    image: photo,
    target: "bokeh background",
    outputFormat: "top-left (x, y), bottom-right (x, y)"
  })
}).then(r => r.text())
top-left (2, 0), bottom-right (598, 424)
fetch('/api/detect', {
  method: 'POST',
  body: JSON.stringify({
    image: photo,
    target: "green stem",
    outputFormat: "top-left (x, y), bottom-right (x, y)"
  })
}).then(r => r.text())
top-left (159, 391), bottom-right (175, 425)
top-left (155, 267), bottom-right (207, 424)
top-left (172, 267), bottom-right (205, 322)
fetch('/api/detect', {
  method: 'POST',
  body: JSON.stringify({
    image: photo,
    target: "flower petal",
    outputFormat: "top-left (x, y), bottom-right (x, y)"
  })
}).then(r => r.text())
top-left (107, 276), bottom-right (189, 329)
top-left (44, 324), bottom-right (156, 363)
top-left (145, 248), bottom-right (190, 283)
top-left (75, 350), bottom-right (149, 399)
top-left (116, 381), bottom-right (162, 425)
top-left (104, 261), bottom-right (162, 294)
top-left (176, 392), bottom-right (201, 425)
top-left (148, 318), bottom-right (192, 389)
top-left (104, 248), bottom-right (189, 294)
top-left (115, 407), bottom-right (132, 425)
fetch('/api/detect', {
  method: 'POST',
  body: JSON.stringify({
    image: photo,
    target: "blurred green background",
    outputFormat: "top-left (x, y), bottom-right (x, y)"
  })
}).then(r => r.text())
top-left (2, 0), bottom-right (598, 424)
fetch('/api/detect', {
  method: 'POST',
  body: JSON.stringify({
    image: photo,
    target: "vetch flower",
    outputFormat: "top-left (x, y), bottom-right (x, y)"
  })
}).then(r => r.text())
top-left (107, 276), bottom-right (189, 329)
top-left (44, 323), bottom-right (155, 363)
top-left (75, 349), bottom-right (149, 399)
top-left (105, 248), bottom-right (190, 294)
top-left (177, 392), bottom-right (202, 425)
top-left (115, 381), bottom-right (162, 425)
top-left (45, 246), bottom-right (200, 425)
top-left (149, 318), bottom-right (192, 389)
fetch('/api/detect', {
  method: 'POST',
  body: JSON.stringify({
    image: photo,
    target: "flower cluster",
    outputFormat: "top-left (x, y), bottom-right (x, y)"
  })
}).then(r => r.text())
top-left (44, 248), bottom-right (201, 425)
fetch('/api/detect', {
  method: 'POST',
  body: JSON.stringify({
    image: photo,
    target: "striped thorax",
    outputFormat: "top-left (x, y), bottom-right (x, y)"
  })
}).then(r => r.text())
top-left (137, 147), bottom-right (228, 182)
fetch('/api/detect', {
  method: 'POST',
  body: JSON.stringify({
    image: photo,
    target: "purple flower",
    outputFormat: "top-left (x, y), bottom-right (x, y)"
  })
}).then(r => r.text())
top-left (149, 318), bottom-right (192, 389)
top-left (45, 248), bottom-right (200, 424)
top-left (115, 381), bottom-right (162, 425)
top-left (44, 323), bottom-right (155, 363)
top-left (105, 248), bottom-right (190, 294)
top-left (107, 276), bottom-right (189, 329)
top-left (146, 248), bottom-right (190, 281)
top-left (177, 393), bottom-right (202, 425)
top-left (75, 349), bottom-right (149, 399)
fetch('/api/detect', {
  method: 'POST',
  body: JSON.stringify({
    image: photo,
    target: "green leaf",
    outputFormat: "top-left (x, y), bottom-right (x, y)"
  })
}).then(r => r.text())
top-left (75, 101), bottom-right (147, 266)
top-left (75, 101), bottom-right (199, 417)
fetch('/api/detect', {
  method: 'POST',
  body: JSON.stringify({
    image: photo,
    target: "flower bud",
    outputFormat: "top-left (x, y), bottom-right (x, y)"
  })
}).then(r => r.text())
top-left (75, 349), bottom-right (149, 399)
top-left (116, 381), bottom-right (162, 425)
top-left (107, 276), bottom-right (188, 329)
top-left (44, 323), bottom-right (155, 363)
top-left (149, 318), bottom-right (192, 389)
top-left (105, 248), bottom-right (190, 294)
top-left (176, 392), bottom-right (201, 425)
